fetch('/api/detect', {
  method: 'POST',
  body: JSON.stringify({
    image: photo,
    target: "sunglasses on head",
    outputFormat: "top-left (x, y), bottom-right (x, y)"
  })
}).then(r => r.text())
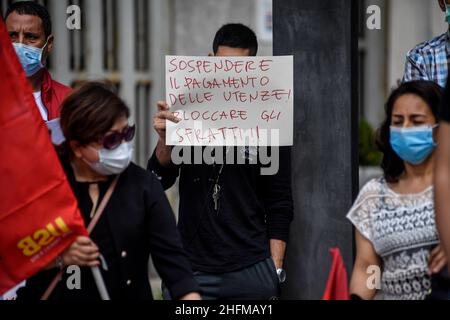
top-left (101, 125), bottom-right (136, 150)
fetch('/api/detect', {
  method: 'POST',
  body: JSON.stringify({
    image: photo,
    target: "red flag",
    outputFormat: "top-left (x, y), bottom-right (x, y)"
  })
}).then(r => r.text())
top-left (0, 16), bottom-right (87, 295)
top-left (322, 247), bottom-right (350, 300)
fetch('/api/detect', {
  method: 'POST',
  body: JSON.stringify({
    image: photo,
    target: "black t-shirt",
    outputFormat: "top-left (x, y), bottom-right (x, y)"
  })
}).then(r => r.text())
top-left (147, 146), bottom-right (294, 274)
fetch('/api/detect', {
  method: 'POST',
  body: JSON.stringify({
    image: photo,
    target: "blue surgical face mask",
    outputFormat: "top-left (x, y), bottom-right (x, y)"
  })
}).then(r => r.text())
top-left (390, 125), bottom-right (438, 165)
top-left (13, 41), bottom-right (48, 77)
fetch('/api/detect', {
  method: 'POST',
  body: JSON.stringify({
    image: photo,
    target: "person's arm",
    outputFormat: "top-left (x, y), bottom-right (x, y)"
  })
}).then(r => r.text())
top-left (403, 50), bottom-right (429, 83)
top-left (147, 101), bottom-right (181, 190)
top-left (349, 230), bottom-right (381, 300)
top-left (261, 147), bottom-right (294, 269)
top-left (153, 101), bottom-right (180, 166)
top-left (155, 138), bottom-right (172, 168)
top-left (428, 245), bottom-right (447, 275)
top-left (147, 148), bottom-right (181, 190)
top-left (179, 292), bottom-right (201, 300)
top-left (145, 173), bottom-right (201, 300)
top-left (270, 239), bottom-right (286, 270)
top-left (434, 121), bottom-right (450, 274)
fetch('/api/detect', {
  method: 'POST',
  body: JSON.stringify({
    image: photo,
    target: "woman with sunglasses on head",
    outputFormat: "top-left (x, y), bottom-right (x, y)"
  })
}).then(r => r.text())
top-left (347, 80), bottom-right (447, 300)
top-left (17, 82), bottom-right (201, 300)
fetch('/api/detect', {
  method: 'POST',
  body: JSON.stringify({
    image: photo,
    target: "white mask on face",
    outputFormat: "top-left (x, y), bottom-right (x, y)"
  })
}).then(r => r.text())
top-left (84, 142), bottom-right (133, 176)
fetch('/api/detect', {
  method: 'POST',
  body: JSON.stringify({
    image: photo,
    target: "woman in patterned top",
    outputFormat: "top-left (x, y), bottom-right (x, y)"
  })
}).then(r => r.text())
top-left (348, 80), bottom-right (447, 300)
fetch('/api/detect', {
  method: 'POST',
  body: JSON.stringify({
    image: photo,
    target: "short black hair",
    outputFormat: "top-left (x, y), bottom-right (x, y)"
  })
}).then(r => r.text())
top-left (213, 23), bottom-right (258, 56)
top-left (5, 1), bottom-right (52, 39)
top-left (376, 80), bottom-right (443, 183)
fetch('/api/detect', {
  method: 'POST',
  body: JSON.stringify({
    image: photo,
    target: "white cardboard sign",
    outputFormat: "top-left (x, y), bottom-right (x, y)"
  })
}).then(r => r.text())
top-left (165, 55), bottom-right (293, 146)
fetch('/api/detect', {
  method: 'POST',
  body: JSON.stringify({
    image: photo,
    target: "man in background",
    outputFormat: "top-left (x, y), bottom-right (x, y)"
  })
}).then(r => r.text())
top-left (403, 0), bottom-right (450, 87)
top-left (5, 1), bottom-right (70, 122)
top-left (148, 24), bottom-right (293, 300)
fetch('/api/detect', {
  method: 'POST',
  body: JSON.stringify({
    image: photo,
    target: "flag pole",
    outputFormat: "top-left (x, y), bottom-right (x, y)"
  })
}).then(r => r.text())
top-left (91, 266), bottom-right (110, 300)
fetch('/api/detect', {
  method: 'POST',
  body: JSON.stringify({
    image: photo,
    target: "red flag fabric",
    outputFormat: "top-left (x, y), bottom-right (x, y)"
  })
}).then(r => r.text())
top-left (322, 247), bottom-right (350, 300)
top-left (0, 16), bottom-right (87, 295)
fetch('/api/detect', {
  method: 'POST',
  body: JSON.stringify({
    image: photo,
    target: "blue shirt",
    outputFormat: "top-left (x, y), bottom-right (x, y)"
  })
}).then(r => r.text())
top-left (403, 30), bottom-right (450, 88)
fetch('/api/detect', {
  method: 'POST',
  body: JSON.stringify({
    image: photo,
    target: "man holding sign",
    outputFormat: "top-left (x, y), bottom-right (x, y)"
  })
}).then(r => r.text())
top-left (148, 24), bottom-right (293, 300)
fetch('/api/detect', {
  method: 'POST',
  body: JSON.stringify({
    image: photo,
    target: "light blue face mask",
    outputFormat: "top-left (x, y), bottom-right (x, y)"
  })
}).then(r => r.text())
top-left (13, 41), bottom-right (47, 77)
top-left (390, 125), bottom-right (438, 165)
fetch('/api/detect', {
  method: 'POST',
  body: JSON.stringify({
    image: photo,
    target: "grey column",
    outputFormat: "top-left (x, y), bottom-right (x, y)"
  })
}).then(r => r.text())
top-left (273, 0), bottom-right (358, 299)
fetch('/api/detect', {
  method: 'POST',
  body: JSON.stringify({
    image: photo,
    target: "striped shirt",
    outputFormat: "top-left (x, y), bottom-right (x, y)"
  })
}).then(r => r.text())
top-left (403, 30), bottom-right (450, 88)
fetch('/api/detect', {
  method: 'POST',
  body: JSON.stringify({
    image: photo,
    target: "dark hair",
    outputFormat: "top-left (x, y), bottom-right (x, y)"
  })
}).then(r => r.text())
top-left (58, 81), bottom-right (130, 156)
top-left (376, 80), bottom-right (443, 183)
top-left (5, 1), bottom-right (52, 38)
top-left (213, 23), bottom-right (258, 56)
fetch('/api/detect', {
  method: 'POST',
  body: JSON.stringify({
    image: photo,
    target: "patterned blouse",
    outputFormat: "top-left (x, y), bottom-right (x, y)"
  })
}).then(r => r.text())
top-left (347, 177), bottom-right (439, 300)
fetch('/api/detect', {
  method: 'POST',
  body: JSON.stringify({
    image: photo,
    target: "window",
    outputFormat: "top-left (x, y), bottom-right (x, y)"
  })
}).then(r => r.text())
top-left (134, 0), bottom-right (150, 71)
top-left (134, 82), bottom-right (152, 165)
top-left (69, 0), bottom-right (86, 71)
top-left (102, 0), bottom-right (118, 71)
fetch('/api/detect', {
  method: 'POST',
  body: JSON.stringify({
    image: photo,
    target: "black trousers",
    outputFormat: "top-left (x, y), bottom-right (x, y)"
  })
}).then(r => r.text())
top-left (163, 258), bottom-right (280, 300)
top-left (426, 267), bottom-right (450, 300)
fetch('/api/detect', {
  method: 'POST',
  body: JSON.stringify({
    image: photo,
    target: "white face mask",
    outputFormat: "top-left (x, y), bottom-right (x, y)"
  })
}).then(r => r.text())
top-left (84, 142), bottom-right (133, 176)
